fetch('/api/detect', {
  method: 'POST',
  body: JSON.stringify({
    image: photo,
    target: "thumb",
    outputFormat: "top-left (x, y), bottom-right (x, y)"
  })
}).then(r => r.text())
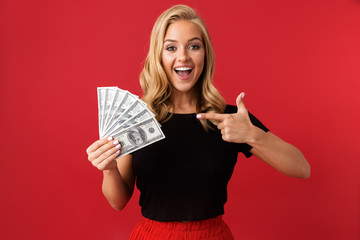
top-left (236, 92), bottom-right (246, 113)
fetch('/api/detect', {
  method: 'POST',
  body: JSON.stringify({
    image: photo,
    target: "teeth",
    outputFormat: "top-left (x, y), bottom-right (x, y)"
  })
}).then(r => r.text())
top-left (175, 67), bottom-right (192, 71)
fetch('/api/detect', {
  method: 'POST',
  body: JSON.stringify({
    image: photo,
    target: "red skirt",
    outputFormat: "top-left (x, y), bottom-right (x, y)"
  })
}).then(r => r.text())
top-left (129, 215), bottom-right (234, 240)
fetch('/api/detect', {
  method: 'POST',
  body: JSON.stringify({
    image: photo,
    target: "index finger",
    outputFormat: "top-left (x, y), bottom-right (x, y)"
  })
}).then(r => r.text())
top-left (86, 136), bottom-right (113, 154)
top-left (196, 112), bottom-right (227, 121)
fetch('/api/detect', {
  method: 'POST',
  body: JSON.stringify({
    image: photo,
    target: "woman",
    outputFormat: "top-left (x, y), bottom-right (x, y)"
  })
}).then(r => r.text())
top-left (86, 5), bottom-right (310, 239)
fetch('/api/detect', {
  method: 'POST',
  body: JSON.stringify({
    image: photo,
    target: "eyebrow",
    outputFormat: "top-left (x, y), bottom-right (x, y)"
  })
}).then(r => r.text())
top-left (164, 37), bottom-right (202, 43)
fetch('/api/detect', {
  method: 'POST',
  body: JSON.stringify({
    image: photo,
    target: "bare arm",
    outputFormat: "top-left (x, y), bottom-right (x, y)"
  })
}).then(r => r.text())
top-left (86, 137), bottom-right (135, 211)
top-left (197, 92), bottom-right (310, 179)
top-left (248, 130), bottom-right (310, 179)
top-left (102, 154), bottom-right (135, 210)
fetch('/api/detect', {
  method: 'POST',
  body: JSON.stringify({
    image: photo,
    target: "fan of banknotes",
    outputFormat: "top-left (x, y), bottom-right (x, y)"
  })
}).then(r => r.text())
top-left (97, 87), bottom-right (165, 157)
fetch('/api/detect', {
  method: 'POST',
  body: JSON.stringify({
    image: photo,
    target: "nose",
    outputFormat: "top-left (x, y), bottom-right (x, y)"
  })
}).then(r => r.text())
top-left (177, 47), bottom-right (189, 62)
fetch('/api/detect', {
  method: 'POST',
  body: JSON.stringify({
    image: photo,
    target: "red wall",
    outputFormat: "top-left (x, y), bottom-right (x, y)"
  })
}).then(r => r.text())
top-left (0, 0), bottom-right (359, 239)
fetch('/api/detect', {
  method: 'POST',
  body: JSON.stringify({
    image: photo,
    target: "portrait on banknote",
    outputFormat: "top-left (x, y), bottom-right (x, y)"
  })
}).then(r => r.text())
top-left (127, 128), bottom-right (146, 146)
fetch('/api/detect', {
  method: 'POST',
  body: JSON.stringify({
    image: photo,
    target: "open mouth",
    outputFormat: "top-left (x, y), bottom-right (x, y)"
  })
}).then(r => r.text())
top-left (174, 67), bottom-right (193, 78)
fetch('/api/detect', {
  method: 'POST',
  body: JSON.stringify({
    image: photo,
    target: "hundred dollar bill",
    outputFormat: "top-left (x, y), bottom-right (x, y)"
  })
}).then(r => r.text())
top-left (109, 108), bottom-right (156, 136)
top-left (103, 88), bottom-right (126, 132)
top-left (103, 87), bottom-right (118, 133)
top-left (102, 91), bottom-right (138, 136)
top-left (113, 118), bottom-right (165, 157)
top-left (97, 87), bottom-right (107, 137)
top-left (103, 99), bottom-right (151, 137)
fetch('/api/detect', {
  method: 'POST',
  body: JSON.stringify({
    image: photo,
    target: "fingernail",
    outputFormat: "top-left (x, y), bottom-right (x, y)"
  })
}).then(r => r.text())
top-left (196, 114), bottom-right (202, 119)
top-left (241, 93), bottom-right (245, 99)
top-left (115, 150), bottom-right (120, 154)
top-left (108, 136), bottom-right (113, 141)
top-left (115, 144), bottom-right (121, 149)
top-left (113, 140), bottom-right (119, 145)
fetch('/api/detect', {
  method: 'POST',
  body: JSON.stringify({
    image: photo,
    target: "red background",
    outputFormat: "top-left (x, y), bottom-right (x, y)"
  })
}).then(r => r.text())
top-left (0, 0), bottom-right (359, 239)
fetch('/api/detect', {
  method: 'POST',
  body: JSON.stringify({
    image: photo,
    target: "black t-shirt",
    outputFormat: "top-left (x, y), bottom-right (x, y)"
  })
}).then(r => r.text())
top-left (132, 105), bottom-right (269, 222)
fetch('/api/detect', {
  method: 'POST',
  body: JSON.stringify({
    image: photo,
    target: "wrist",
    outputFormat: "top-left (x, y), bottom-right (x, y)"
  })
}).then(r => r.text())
top-left (102, 167), bottom-right (119, 176)
top-left (247, 126), bottom-right (267, 146)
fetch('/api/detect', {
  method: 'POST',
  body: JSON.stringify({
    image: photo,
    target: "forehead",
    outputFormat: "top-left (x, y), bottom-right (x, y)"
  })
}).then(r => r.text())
top-left (164, 20), bottom-right (202, 41)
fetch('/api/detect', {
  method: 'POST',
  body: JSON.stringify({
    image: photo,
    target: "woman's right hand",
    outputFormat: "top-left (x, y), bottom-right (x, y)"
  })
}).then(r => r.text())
top-left (86, 136), bottom-right (121, 171)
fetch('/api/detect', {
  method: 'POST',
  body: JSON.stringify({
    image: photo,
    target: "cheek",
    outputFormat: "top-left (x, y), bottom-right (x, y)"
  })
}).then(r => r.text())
top-left (161, 54), bottom-right (173, 71)
top-left (195, 52), bottom-right (205, 71)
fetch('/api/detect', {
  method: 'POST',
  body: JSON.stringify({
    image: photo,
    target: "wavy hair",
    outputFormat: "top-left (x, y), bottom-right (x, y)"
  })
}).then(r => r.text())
top-left (139, 4), bottom-right (226, 130)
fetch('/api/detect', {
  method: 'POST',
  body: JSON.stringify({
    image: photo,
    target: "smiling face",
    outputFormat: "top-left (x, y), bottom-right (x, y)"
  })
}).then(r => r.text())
top-left (162, 20), bottom-right (205, 96)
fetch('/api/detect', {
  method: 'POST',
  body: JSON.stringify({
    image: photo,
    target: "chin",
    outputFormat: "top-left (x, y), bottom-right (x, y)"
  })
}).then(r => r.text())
top-left (171, 83), bottom-right (197, 94)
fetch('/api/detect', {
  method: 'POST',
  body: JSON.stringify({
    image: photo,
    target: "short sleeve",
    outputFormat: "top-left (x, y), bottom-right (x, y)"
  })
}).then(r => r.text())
top-left (241, 112), bottom-right (269, 158)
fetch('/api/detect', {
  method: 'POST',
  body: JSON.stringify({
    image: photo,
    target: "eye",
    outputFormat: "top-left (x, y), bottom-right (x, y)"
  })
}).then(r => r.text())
top-left (189, 44), bottom-right (200, 50)
top-left (165, 46), bottom-right (176, 51)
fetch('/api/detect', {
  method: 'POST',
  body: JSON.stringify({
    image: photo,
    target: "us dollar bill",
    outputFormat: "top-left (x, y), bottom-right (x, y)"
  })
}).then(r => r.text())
top-left (103, 87), bottom-right (118, 131)
top-left (102, 91), bottom-right (138, 136)
top-left (109, 108), bottom-right (156, 135)
top-left (97, 87), bottom-right (107, 137)
top-left (113, 118), bottom-right (165, 157)
top-left (103, 88), bottom-right (126, 132)
top-left (103, 99), bottom-right (150, 137)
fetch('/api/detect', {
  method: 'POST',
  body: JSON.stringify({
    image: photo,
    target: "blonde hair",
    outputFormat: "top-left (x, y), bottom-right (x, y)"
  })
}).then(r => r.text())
top-left (140, 4), bottom-right (226, 130)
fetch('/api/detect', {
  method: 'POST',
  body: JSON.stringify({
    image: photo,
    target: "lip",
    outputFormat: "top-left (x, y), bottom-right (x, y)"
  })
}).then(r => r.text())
top-left (174, 64), bottom-right (193, 68)
top-left (174, 65), bottom-right (194, 80)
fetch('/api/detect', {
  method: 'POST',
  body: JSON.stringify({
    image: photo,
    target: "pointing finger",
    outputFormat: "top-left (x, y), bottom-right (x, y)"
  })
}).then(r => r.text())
top-left (196, 112), bottom-right (227, 121)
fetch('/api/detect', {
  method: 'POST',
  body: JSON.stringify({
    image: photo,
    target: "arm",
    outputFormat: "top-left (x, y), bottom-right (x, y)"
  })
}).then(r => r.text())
top-left (248, 130), bottom-right (310, 179)
top-left (197, 92), bottom-right (310, 179)
top-left (102, 154), bottom-right (135, 211)
top-left (86, 137), bottom-right (135, 211)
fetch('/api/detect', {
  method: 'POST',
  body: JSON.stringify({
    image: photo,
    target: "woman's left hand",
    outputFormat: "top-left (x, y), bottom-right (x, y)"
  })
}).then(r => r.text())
top-left (197, 92), bottom-right (255, 143)
top-left (198, 92), bottom-right (310, 179)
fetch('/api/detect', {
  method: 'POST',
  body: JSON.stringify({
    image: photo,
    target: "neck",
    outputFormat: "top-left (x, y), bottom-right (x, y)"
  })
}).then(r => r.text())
top-left (169, 89), bottom-right (198, 113)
